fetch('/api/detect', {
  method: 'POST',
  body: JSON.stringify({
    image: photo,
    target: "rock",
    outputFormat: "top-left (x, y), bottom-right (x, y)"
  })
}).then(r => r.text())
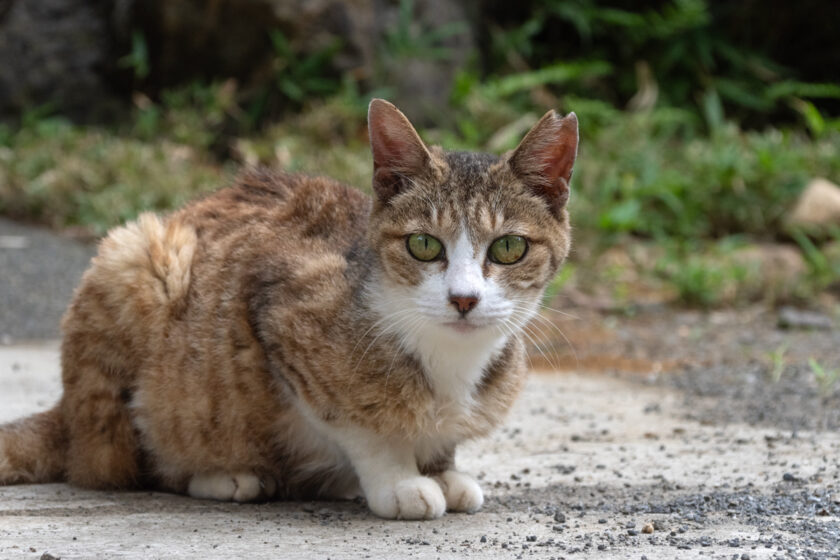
top-left (730, 244), bottom-right (808, 298)
top-left (788, 178), bottom-right (840, 232)
top-left (0, 0), bottom-right (123, 119)
top-left (376, 0), bottom-right (473, 124)
top-left (130, 0), bottom-right (374, 87)
top-left (777, 307), bottom-right (834, 331)
top-left (0, 0), bottom-right (475, 123)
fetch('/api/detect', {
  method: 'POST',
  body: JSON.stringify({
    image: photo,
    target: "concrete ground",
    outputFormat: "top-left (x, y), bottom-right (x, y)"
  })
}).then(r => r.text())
top-left (1, 344), bottom-right (838, 560)
top-left (1, 219), bottom-right (838, 559)
top-left (0, 218), bottom-right (95, 342)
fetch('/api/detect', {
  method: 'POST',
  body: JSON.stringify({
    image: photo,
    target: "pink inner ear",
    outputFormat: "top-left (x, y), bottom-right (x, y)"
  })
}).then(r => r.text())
top-left (539, 135), bottom-right (577, 185)
top-left (511, 112), bottom-right (578, 187)
top-left (372, 128), bottom-right (420, 171)
top-left (510, 112), bottom-right (578, 216)
top-left (368, 101), bottom-right (428, 174)
top-left (368, 100), bottom-right (430, 203)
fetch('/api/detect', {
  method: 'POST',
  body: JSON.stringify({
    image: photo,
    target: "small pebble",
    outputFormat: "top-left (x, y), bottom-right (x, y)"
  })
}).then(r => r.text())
top-left (480, 535), bottom-right (487, 543)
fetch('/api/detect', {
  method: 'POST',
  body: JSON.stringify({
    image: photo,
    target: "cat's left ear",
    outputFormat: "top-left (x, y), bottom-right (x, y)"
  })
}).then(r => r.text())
top-left (368, 99), bottom-right (431, 205)
top-left (509, 110), bottom-right (578, 217)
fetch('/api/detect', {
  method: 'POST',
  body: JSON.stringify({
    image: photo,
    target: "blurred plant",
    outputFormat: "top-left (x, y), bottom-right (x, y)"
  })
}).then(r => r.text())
top-left (244, 30), bottom-right (343, 124)
top-left (808, 358), bottom-right (839, 397)
top-left (767, 343), bottom-right (788, 383)
top-left (570, 114), bottom-right (840, 240)
top-left (130, 80), bottom-right (244, 157)
top-left (542, 264), bottom-right (576, 307)
top-left (268, 30), bottom-right (342, 103)
top-left (382, 0), bottom-right (468, 61)
top-left (791, 229), bottom-right (840, 292)
top-left (0, 114), bottom-right (225, 235)
top-left (651, 239), bottom-right (766, 307)
top-left (118, 30), bottom-right (151, 81)
top-left (483, 0), bottom-right (840, 127)
top-left (654, 244), bottom-right (728, 307)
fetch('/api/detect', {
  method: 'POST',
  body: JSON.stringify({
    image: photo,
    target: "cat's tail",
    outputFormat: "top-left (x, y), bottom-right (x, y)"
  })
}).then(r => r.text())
top-left (0, 406), bottom-right (66, 484)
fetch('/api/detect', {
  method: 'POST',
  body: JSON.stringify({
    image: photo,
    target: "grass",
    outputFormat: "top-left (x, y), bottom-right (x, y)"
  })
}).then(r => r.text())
top-left (768, 344), bottom-right (788, 383)
top-left (809, 358), bottom-right (840, 397)
top-left (0, 116), bottom-right (227, 235)
top-left (1, 80), bottom-right (839, 306)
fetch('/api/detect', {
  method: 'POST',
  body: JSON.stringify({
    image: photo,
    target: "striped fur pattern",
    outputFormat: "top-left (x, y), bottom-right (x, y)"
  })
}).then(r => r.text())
top-left (0, 100), bottom-right (578, 519)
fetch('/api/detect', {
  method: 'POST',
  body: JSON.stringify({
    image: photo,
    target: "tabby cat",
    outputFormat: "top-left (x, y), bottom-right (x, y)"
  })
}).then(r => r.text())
top-left (0, 99), bottom-right (577, 519)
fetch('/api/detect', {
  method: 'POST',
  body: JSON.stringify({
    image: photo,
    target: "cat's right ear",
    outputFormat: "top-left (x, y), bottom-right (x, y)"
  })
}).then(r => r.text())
top-left (368, 99), bottom-right (431, 204)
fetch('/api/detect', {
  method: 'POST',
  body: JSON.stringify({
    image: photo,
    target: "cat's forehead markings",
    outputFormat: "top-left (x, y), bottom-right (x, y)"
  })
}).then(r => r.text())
top-left (428, 197), bottom-right (438, 226)
top-left (444, 151), bottom-right (500, 191)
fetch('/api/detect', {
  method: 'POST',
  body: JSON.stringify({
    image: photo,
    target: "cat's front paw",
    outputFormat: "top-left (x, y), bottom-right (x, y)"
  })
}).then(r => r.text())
top-left (433, 470), bottom-right (484, 513)
top-left (366, 476), bottom-right (446, 520)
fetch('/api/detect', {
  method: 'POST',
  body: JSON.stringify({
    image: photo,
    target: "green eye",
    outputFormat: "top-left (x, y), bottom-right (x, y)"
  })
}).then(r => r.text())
top-left (407, 234), bottom-right (443, 261)
top-left (489, 235), bottom-right (528, 264)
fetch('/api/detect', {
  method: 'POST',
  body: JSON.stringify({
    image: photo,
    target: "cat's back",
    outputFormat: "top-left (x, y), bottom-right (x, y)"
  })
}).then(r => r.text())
top-left (178, 169), bottom-right (373, 322)
top-left (62, 169), bottom-right (371, 367)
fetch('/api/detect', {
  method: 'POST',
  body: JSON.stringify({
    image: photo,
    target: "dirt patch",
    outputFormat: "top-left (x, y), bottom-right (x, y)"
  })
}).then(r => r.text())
top-left (530, 302), bottom-right (840, 432)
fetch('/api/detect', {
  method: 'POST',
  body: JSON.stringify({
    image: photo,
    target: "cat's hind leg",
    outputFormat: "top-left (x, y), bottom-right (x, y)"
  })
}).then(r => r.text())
top-left (187, 471), bottom-right (277, 502)
top-left (58, 212), bottom-right (199, 489)
top-left (59, 360), bottom-right (142, 489)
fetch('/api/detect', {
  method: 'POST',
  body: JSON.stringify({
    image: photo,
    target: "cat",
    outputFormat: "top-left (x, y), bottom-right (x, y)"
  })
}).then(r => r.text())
top-left (0, 99), bottom-right (577, 520)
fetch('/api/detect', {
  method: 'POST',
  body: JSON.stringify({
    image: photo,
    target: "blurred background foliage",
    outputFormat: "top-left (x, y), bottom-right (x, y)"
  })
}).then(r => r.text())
top-left (1, 0), bottom-right (839, 308)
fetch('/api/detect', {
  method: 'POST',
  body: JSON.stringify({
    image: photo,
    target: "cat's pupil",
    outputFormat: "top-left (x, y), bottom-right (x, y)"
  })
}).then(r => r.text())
top-left (489, 235), bottom-right (527, 265)
top-left (407, 233), bottom-right (443, 261)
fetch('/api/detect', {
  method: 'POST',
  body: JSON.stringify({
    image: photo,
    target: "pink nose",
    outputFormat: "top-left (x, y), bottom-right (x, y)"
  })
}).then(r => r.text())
top-left (450, 294), bottom-right (479, 315)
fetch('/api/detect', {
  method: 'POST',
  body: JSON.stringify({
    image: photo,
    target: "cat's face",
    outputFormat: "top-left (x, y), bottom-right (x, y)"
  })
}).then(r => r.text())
top-left (366, 100), bottom-right (576, 353)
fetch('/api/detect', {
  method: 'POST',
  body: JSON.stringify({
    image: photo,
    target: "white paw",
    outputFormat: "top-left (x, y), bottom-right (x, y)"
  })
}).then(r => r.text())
top-left (433, 470), bottom-right (484, 513)
top-left (187, 471), bottom-right (277, 502)
top-left (366, 476), bottom-right (446, 520)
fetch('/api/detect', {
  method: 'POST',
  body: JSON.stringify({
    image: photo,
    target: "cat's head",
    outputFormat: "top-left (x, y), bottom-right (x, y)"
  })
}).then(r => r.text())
top-left (366, 99), bottom-right (577, 358)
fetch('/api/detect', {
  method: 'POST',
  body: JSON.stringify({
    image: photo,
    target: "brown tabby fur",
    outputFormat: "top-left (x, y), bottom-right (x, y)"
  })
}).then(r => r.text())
top-left (0, 100), bottom-right (576, 511)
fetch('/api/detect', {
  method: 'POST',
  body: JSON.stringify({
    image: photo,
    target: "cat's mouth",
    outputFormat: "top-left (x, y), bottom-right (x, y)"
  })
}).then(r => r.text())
top-left (442, 320), bottom-right (483, 334)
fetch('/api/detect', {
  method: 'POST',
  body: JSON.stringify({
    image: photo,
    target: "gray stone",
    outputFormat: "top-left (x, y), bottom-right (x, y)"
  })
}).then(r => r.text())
top-left (777, 307), bottom-right (835, 331)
